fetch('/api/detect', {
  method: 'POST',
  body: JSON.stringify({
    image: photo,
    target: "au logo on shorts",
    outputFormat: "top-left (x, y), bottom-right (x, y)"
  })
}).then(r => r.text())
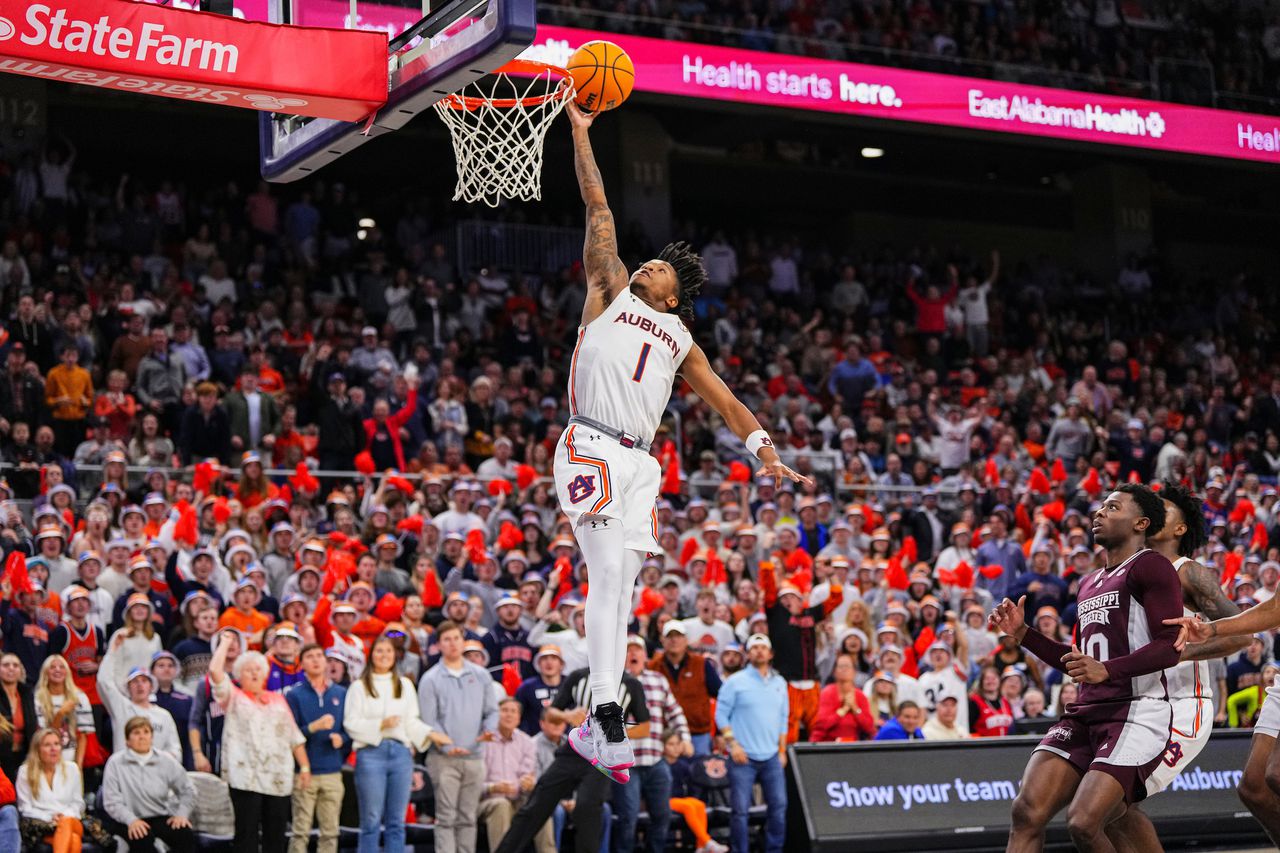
top-left (567, 474), bottom-right (597, 504)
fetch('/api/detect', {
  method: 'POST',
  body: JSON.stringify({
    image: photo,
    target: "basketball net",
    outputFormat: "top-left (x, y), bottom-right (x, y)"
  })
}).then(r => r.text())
top-left (434, 60), bottom-right (574, 207)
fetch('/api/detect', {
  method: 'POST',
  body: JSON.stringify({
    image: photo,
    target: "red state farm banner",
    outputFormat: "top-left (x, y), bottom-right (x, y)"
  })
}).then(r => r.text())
top-left (0, 0), bottom-right (388, 121)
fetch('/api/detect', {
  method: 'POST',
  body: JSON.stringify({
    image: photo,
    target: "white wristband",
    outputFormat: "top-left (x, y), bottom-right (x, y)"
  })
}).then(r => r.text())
top-left (745, 430), bottom-right (774, 459)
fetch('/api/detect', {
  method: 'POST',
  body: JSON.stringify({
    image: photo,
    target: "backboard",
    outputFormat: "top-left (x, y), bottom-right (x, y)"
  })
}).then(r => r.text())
top-left (256, 0), bottom-right (535, 182)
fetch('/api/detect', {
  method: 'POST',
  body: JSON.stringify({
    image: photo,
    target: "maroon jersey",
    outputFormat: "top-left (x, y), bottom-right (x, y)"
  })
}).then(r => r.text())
top-left (1025, 548), bottom-right (1182, 705)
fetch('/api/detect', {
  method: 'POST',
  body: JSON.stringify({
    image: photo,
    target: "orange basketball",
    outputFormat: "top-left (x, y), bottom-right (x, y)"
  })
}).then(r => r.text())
top-left (567, 41), bottom-right (635, 112)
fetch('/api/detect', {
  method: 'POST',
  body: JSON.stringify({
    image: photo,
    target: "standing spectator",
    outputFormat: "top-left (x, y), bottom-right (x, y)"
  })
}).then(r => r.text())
top-left (286, 643), bottom-right (349, 853)
top-left (648, 622), bottom-right (721, 754)
top-left (207, 631), bottom-right (311, 852)
top-left (827, 341), bottom-right (878, 412)
top-left (478, 698), bottom-right (551, 853)
top-left (419, 620), bottom-right (499, 853)
top-left (975, 514), bottom-right (1026, 602)
top-left (149, 650), bottom-right (192, 768)
top-left (99, 715), bottom-right (197, 852)
top-left (616, 635), bottom-right (689, 853)
top-left (0, 654), bottom-right (38, 783)
top-left (178, 382), bottom-right (232, 464)
top-left (44, 344), bottom-right (92, 457)
top-left (716, 633), bottom-right (788, 853)
top-left (1045, 398), bottom-right (1093, 466)
top-left (225, 369), bottom-right (281, 455)
top-left (759, 560), bottom-right (842, 742)
top-left (135, 328), bottom-right (187, 436)
top-left (108, 314), bottom-right (150, 382)
top-left (317, 372), bottom-right (365, 472)
top-left (0, 581), bottom-right (54, 685)
top-left (483, 595), bottom-right (536, 681)
top-left (345, 634), bottom-right (446, 853)
top-left (515, 645), bottom-right (565, 737)
top-left (906, 268), bottom-right (957, 339)
top-left (957, 251), bottom-right (998, 356)
top-left (97, 635), bottom-right (181, 760)
top-left (0, 344), bottom-right (45, 429)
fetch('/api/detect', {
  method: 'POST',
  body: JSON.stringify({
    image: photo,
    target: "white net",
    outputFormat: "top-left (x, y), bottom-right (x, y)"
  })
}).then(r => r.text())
top-left (434, 64), bottom-right (574, 208)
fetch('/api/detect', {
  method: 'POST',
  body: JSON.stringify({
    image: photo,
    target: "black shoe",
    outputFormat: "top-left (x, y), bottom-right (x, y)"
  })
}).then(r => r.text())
top-left (594, 701), bottom-right (627, 744)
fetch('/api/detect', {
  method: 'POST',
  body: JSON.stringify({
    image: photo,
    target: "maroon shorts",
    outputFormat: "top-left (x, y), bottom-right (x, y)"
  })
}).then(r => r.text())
top-left (1034, 698), bottom-right (1173, 804)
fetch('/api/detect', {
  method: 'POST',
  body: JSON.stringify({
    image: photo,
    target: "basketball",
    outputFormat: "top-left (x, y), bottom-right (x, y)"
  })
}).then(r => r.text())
top-left (567, 41), bottom-right (635, 112)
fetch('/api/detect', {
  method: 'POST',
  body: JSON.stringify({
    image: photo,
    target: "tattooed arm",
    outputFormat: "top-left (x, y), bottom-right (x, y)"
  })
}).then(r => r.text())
top-left (1178, 560), bottom-right (1250, 662)
top-left (567, 103), bottom-right (629, 325)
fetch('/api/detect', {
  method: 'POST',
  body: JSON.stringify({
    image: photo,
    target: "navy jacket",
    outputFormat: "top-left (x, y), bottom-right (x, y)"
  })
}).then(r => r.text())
top-left (285, 678), bottom-right (351, 775)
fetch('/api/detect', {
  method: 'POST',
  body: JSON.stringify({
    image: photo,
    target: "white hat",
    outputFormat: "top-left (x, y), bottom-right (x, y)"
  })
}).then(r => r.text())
top-left (746, 633), bottom-right (772, 651)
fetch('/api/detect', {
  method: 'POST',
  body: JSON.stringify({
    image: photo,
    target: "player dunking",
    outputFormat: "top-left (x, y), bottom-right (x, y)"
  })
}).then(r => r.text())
top-left (1105, 482), bottom-right (1248, 851)
top-left (1167, 503), bottom-right (1280, 845)
top-left (557, 102), bottom-right (809, 780)
top-left (988, 484), bottom-right (1183, 853)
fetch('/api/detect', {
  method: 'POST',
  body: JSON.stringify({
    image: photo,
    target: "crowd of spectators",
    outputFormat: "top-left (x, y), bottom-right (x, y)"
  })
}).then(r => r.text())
top-left (0, 120), bottom-right (1277, 853)
top-left (541, 0), bottom-right (1280, 113)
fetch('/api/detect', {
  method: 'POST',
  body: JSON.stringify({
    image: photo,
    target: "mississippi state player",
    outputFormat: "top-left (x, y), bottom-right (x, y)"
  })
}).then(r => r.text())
top-left (560, 102), bottom-right (809, 780)
top-left (989, 484), bottom-right (1183, 853)
top-left (1106, 482), bottom-right (1247, 851)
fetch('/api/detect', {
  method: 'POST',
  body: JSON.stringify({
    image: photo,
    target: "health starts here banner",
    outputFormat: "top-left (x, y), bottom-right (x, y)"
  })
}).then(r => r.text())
top-left (521, 25), bottom-right (1280, 165)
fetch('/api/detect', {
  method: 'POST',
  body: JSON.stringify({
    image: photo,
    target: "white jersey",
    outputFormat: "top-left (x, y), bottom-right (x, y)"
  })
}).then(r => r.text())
top-left (569, 287), bottom-right (692, 442)
top-left (1165, 556), bottom-right (1211, 701)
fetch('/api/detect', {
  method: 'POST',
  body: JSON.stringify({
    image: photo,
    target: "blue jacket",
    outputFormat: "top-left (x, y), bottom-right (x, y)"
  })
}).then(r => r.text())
top-left (285, 678), bottom-right (350, 775)
top-left (873, 718), bottom-right (924, 740)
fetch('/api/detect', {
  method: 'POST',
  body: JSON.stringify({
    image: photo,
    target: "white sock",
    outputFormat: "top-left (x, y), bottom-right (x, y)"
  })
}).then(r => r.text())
top-left (578, 515), bottom-right (626, 713)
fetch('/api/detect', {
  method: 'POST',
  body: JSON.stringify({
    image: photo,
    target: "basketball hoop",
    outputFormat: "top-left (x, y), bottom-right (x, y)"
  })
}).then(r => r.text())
top-left (433, 59), bottom-right (574, 207)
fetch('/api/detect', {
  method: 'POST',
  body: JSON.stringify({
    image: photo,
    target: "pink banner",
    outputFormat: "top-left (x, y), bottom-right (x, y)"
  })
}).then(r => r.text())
top-left (522, 26), bottom-right (1280, 164)
top-left (219, 0), bottom-right (1280, 163)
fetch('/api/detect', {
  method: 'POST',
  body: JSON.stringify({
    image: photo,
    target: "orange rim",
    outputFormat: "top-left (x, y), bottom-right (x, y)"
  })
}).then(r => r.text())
top-left (441, 59), bottom-right (573, 111)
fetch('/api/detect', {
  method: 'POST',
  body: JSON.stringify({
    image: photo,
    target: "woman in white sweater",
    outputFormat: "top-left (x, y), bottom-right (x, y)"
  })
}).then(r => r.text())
top-left (345, 633), bottom-right (451, 853)
top-left (16, 728), bottom-right (113, 852)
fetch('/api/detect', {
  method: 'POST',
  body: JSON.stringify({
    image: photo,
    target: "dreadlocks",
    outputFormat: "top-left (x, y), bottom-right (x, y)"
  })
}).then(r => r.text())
top-left (1159, 481), bottom-right (1208, 558)
top-left (656, 241), bottom-right (706, 325)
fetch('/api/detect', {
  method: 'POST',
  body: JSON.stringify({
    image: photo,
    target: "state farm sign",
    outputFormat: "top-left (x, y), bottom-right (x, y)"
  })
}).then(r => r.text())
top-left (0, 0), bottom-right (388, 121)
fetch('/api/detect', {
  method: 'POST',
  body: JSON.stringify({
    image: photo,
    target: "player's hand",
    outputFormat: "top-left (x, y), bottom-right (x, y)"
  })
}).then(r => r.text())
top-left (1163, 615), bottom-right (1214, 651)
top-left (756, 458), bottom-right (812, 489)
top-left (1062, 645), bottom-right (1108, 684)
top-left (987, 596), bottom-right (1027, 641)
top-left (566, 101), bottom-right (596, 131)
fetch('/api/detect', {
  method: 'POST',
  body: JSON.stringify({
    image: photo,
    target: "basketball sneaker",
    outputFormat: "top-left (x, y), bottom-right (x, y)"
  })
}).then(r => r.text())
top-left (567, 702), bottom-right (635, 782)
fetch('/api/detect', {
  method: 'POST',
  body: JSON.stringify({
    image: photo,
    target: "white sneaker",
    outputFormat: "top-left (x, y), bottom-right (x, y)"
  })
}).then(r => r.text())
top-left (567, 704), bottom-right (634, 783)
top-left (591, 702), bottom-right (635, 772)
top-left (696, 841), bottom-right (729, 853)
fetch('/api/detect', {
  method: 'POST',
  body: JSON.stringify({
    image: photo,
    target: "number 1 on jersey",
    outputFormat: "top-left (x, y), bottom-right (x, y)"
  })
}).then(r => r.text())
top-left (632, 343), bottom-right (652, 382)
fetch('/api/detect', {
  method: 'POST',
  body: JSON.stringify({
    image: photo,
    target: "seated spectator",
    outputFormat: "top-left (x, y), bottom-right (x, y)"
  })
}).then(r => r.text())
top-left (99, 715), bottom-right (196, 852)
top-left (31, 656), bottom-right (93, 766)
top-left (16, 728), bottom-right (113, 852)
top-left (0, 654), bottom-right (38, 789)
top-left (660, 731), bottom-right (727, 853)
top-left (873, 701), bottom-right (925, 741)
top-left (479, 698), bottom-right (550, 853)
top-left (810, 652), bottom-right (877, 742)
top-left (922, 696), bottom-right (967, 740)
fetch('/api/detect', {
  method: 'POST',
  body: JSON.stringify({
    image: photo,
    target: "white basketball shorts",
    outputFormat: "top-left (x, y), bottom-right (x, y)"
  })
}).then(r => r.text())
top-left (554, 422), bottom-right (661, 554)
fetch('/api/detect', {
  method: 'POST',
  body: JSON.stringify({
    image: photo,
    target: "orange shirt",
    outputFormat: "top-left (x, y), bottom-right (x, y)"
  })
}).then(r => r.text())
top-left (219, 608), bottom-right (273, 648)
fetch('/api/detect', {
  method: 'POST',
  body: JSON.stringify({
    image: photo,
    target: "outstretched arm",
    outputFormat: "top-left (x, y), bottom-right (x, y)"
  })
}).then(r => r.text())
top-left (1169, 574), bottom-right (1280, 649)
top-left (680, 344), bottom-right (810, 487)
top-left (568, 104), bottom-right (628, 325)
top-left (1178, 560), bottom-right (1249, 661)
